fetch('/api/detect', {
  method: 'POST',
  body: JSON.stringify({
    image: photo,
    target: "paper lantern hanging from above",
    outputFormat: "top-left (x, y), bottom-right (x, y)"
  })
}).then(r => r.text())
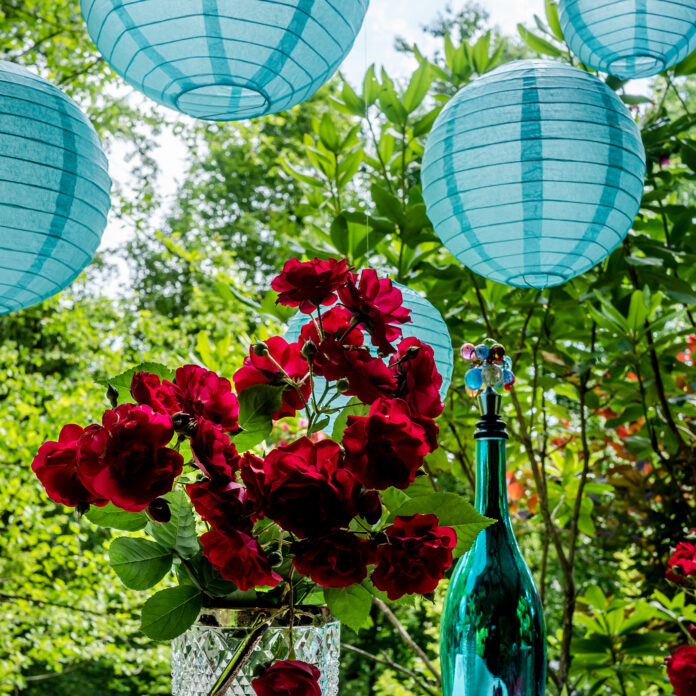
top-left (0, 61), bottom-right (111, 316)
top-left (285, 280), bottom-right (454, 432)
top-left (421, 60), bottom-right (646, 289)
top-left (80, 0), bottom-right (369, 121)
top-left (559, 0), bottom-right (696, 79)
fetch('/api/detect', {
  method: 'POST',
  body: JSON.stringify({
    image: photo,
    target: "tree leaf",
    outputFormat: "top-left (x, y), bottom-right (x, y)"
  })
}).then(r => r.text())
top-left (84, 502), bottom-right (148, 531)
top-left (332, 398), bottom-right (370, 440)
top-left (109, 537), bottom-right (173, 590)
top-left (234, 384), bottom-right (284, 451)
top-left (140, 585), bottom-right (202, 641)
top-left (146, 489), bottom-right (199, 559)
top-left (403, 61), bottom-right (432, 114)
top-left (324, 584), bottom-right (372, 632)
top-left (517, 24), bottom-right (563, 57)
top-left (101, 362), bottom-right (175, 393)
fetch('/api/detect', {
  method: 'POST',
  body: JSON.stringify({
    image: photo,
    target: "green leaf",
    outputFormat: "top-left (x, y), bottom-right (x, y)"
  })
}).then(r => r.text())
top-left (235, 384), bottom-right (284, 451)
top-left (324, 584), bottom-right (372, 632)
top-left (109, 537), bottom-right (173, 590)
top-left (544, 0), bottom-right (564, 41)
top-left (140, 585), bottom-right (202, 641)
top-left (318, 113), bottom-right (340, 152)
top-left (146, 489), bottom-right (199, 559)
top-left (403, 61), bottom-right (432, 113)
top-left (517, 24), bottom-right (563, 57)
top-left (371, 183), bottom-right (405, 226)
top-left (674, 47), bottom-right (696, 76)
top-left (332, 398), bottom-right (370, 439)
top-left (84, 502), bottom-right (148, 531)
top-left (101, 362), bottom-right (175, 393)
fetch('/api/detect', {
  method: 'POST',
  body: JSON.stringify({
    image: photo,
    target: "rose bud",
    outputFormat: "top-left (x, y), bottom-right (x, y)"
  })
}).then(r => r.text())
top-left (172, 412), bottom-right (198, 436)
top-left (335, 377), bottom-right (350, 393)
top-left (252, 342), bottom-right (270, 357)
top-left (358, 489), bottom-right (383, 525)
top-left (148, 497), bottom-right (172, 523)
top-left (266, 551), bottom-right (283, 568)
top-left (77, 502), bottom-right (91, 516)
top-left (301, 340), bottom-right (318, 362)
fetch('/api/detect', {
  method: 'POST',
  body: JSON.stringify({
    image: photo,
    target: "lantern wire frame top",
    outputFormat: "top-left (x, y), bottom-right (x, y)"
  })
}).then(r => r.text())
top-left (80, 0), bottom-right (369, 121)
top-left (559, 0), bottom-right (696, 79)
top-left (0, 60), bottom-right (111, 315)
top-left (421, 60), bottom-right (646, 289)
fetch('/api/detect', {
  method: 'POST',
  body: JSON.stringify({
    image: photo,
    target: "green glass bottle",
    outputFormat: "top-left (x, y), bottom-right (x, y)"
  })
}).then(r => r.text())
top-left (441, 387), bottom-right (546, 696)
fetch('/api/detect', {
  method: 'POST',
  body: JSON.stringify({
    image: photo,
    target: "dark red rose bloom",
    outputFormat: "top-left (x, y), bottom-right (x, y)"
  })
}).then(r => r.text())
top-left (271, 257), bottom-right (350, 313)
top-left (338, 269), bottom-right (411, 355)
top-left (667, 537), bottom-right (696, 585)
top-left (357, 489), bottom-right (383, 525)
top-left (190, 419), bottom-right (241, 480)
top-left (313, 338), bottom-right (396, 404)
top-left (413, 415), bottom-right (440, 452)
top-left (130, 371), bottom-right (180, 416)
top-left (372, 514), bottom-right (456, 600)
top-left (201, 529), bottom-right (281, 592)
top-left (293, 531), bottom-right (377, 588)
top-left (252, 660), bottom-right (321, 696)
top-left (667, 645), bottom-right (696, 696)
top-left (233, 336), bottom-right (310, 420)
top-left (298, 305), bottom-right (364, 349)
top-left (187, 480), bottom-right (252, 533)
top-left (172, 365), bottom-right (239, 431)
top-left (390, 337), bottom-right (444, 419)
top-left (240, 438), bottom-right (360, 539)
top-left (342, 398), bottom-right (429, 490)
top-left (31, 424), bottom-right (107, 508)
top-left (78, 404), bottom-right (183, 513)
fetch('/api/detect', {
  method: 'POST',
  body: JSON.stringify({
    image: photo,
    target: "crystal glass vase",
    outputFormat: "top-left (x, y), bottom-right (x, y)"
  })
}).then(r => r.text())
top-left (171, 609), bottom-right (341, 696)
top-left (440, 390), bottom-right (546, 695)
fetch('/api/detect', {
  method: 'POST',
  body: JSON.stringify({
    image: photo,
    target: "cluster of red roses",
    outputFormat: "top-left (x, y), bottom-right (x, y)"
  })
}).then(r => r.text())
top-left (32, 257), bottom-right (456, 694)
top-left (666, 531), bottom-right (696, 587)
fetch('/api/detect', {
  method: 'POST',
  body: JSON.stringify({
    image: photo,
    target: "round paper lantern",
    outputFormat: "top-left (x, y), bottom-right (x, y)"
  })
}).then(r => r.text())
top-left (285, 280), bottom-right (454, 431)
top-left (421, 60), bottom-right (646, 289)
top-left (80, 0), bottom-right (369, 121)
top-left (559, 0), bottom-right (696, 79)
top-left (0, 61), bottom-right (111, 316)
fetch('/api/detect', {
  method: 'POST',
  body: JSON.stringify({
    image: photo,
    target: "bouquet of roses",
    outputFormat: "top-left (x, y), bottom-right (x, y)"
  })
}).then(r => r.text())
top-left (31, 258), bottom-right (490, 694)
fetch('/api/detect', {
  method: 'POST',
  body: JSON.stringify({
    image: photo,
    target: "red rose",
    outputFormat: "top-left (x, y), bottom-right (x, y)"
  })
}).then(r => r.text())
top-left (187, 480), bottom-right (252, 533)
top-left (667, 538), bottom-right (696, 585)
top-left (271, 257), bottom-right (350, 313)
top-left (240, 438), bottom-right (360, 539)
top-left (31, 424), bottom-right (107, 508)
top-left (313, 338), bottom-right (396, 404)
top-left (130, 371), bottom-right (180, 416)
top-left (293, 531), bottom-right (377, 588)
top-left (252, 660), bottom-right (321, 696)
top-left (338, 269), bottom-right (411, 355)
top-left (667, 645), bottom-right (696, 696)
top-left (233, 336), bottom-right (310, 419)
top-left (342, 398), bottom-right (430, 490)
top-left (297, 305), bottom-right (363, 349)
top-left (190, 419), bottom-right (241, 479)
top-left (372, 514), bottom-right (456, 600)
top-left (78, 404), bottom-right (183, 513)
top-left (172, 365), bottom-right (239, 431)
top-left (390, 337), bottom-right (444, 419)
top-left (201, 529), bottom-right (281, 591)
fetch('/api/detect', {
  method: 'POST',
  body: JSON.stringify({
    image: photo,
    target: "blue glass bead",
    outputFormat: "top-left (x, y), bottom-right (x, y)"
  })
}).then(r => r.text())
top-left (421, 60), bottom-right (646, 289)
top-left (80, 0), bottom-right (369, 121)
top-left (475, 344), bottom-right (490, 361)
top-left (503, 369), bottom-right (515, 386)
top-left (559, 0), bottom-right (696, 79)
top-left (466, 368), bottom-right (484, 391)
top-left (0, 61), bottom-right (111, 315)
top-left (504, 356), bottom-right (513, 370)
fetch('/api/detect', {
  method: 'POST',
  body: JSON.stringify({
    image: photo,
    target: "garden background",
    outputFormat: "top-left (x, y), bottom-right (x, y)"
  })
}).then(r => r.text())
top-left (1, 1), bottom-right (696, 694)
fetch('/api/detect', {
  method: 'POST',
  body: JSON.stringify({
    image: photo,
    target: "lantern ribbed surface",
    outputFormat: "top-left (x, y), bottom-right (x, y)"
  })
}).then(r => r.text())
top-left (80, 0), bottom-right (369, 121)
top-left (421, 60), bottom-right (646, 289)
top-left (559, 0), bottom-right (696, 79)
top-left (0, 61), bottom-right (111, 316)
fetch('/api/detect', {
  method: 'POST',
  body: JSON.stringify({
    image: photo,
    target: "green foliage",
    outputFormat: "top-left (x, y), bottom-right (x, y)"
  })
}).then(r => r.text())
top-left (324, 585), bottom-right (374, 634)
top-left (140, 586), bottom-right (203, 641)
top-left (235, 384), bottom-right (285, 451)
top-left (108, 538), bottom-right (173, 591)
top-left (145, 490), bottom-right (200, 560)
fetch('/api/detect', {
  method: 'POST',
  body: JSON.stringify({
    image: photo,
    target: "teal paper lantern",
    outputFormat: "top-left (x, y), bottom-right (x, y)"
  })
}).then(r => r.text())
top-left (80, 0), bottom-right (369, 121)
top-left (559, 0), bottom-right (696, 79)
top-left (421, 60), bottom-right (646, 289)
top-left (285, 281), bottom-right (454, 431)
top-left (0, 61), bottom-right (111, 315)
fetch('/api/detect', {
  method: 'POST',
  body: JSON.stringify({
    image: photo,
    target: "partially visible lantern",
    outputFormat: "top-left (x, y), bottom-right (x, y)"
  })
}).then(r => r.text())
top-left (559, 0), bottom-right (696, 79)
top-left (421, 60), bottom-right (646, 289)
top-left (0, 61), bottom-right (111, 315)
top-left (285, 280), bottom-right (454, 432)
top-left (80, 0), bottom-right (369, 121)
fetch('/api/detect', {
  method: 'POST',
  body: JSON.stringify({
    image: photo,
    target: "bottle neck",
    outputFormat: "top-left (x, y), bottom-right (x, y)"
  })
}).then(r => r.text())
top-left (475, 437), bottom-right (511, 522)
